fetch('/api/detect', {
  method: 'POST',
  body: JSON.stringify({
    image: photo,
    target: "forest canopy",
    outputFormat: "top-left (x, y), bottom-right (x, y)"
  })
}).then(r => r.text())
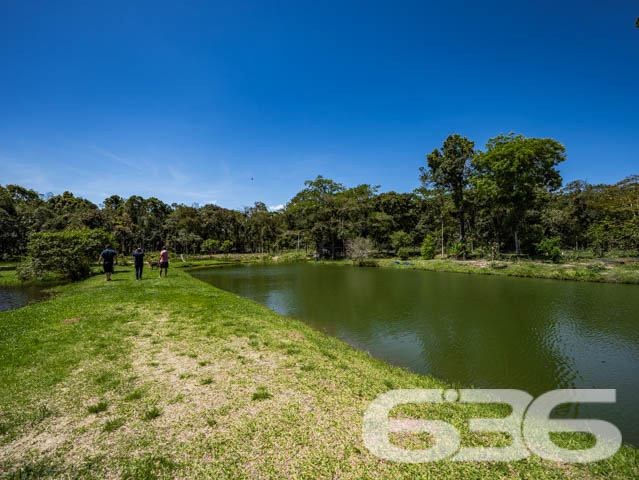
top-left (1, 134), bottom-right (637, 264)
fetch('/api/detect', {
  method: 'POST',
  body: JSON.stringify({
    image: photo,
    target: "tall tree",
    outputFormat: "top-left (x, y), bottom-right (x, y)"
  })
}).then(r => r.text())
top-left (415, 186), bottom-right (453, 257)
top-left (472, 133), bottom-right (565, 257)
top-left (421, 134), bottom-right (475, 257)
top-left (286, 176), bottom-right (345, 258)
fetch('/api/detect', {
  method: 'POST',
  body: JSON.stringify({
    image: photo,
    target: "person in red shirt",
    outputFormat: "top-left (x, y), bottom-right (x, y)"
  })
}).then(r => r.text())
top-left (158, 247), bottom-right (169, 277)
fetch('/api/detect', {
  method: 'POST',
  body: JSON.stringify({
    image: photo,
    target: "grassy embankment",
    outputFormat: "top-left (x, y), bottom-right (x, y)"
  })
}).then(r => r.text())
top-left (0, 269), bottom-right (66, 289)
top-left (1, 266), bottom-right (637, 479)
top-left (318, 256), bottom-right (639, 285)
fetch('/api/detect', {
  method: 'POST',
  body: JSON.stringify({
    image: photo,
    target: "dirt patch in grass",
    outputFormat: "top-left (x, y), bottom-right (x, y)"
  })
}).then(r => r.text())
top-left (60, 317), bottom-right (81, 324)
top-left (124, 334), bottom-right (301, 439)
top-left (286, 330), bottom-right (307, 342)
top-left (0, 409), bottom-right (96, 468)
top-left (119, 334), bottom-right (372, 477)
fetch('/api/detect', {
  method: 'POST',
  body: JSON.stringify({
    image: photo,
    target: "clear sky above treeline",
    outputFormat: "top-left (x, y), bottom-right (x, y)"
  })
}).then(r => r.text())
top-left (1, 1), bottom-right (637, 210)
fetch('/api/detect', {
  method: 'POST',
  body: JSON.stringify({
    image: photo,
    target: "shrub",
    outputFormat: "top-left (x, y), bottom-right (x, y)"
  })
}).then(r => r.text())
top-left (18, 229), bottom-right (112, 281)
top-left (587, 223), bottom-right (610, 257)
top-left (345, 237), bottom-right (373, 260)
top-left (448, 241), bottom-right (467, 259)
top-left (397, 247), bottom-right (411, 260)
top-left (448, 241), bottom-right (468, 259)
top-left (420, 234), bottom-right (436, 260)
top-left (200, 239), bottom-right (220, 254)
top-left (391, 231), bottom-right (413, 254)
top-left (355, 259), bottom-right (379, 267)
top-left (536, 237), bottom-right (562, 263)
top-left (490, 241), bottom-right (501, 261)
top-left (220, 240), bottom-right (233, 254)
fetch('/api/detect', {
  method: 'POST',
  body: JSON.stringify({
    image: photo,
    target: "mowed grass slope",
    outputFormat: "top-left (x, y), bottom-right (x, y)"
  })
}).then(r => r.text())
top-left (0, 267), bottom-right (637, 479)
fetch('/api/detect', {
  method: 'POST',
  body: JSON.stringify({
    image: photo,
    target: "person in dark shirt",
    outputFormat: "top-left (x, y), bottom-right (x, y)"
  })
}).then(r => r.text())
top-left (98, 245), bottom-right (117, 281)
top-left (133, 247), bottom-right (144, 280)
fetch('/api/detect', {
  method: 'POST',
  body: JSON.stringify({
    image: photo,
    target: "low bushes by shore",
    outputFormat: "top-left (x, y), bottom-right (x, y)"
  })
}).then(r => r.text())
top-left (324, 256), bottom-right (639, 285)
top-left (377, 257), bottom-right (639, 285)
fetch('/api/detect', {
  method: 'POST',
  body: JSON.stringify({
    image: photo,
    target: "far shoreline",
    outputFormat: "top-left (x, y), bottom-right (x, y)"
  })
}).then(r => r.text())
top-left (184, 252), bottom-right (639, 286)
top-left (2, 252), bottom-right (638, 290)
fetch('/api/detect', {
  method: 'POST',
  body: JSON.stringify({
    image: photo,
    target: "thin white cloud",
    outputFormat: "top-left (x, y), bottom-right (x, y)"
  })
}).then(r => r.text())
top-left (91, 146), bottom-right (141, 170)
top-left (167, 166), bottom-right (191, 184)
top-left (0, 155), bottom-right (56, 192)
top-left (1, 148), bottom-right (289, 211)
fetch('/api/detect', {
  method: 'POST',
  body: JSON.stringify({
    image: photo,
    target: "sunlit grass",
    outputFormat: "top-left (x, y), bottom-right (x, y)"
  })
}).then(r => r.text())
top-left (0, 265), bottom-right (636, 478)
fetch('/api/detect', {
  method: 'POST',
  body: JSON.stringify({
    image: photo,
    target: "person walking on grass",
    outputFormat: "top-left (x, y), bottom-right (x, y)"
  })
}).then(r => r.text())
top-left (98, 244), bottom-right (117, 281)
top-left (159, 246), bottom-right (169, 277)
top-left (133, 247), bottom-right (144, 280)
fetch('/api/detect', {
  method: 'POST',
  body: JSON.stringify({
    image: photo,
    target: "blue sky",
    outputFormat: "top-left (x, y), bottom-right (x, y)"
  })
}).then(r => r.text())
top-left (1, 1), bottom-right (637, 210)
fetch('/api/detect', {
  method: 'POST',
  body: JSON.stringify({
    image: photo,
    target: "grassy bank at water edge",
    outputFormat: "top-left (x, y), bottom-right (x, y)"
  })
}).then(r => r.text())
top-left (327, 256), bottom-right (639, 285)
top-left (0, 266), bottom-right (637, 478)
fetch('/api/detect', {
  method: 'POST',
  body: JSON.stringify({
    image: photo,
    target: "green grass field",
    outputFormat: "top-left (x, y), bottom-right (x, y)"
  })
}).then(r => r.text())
top-left (0, 266), bottom-right (637, 479)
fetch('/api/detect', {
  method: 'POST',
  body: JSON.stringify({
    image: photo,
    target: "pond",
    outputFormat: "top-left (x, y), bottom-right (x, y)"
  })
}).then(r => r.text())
top-left (191, 263), bottom-right (639, 446)
top-left (0, 285), bottom-right (49, 312)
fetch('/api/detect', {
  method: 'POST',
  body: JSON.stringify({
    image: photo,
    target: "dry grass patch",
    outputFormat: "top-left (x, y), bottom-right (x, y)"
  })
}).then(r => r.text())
top-left (60, 317), bottom-right (81, 324)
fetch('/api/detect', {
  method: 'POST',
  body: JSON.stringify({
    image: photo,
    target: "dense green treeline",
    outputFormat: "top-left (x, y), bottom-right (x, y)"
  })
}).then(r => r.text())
top-left (1, 133), bottom-right (637, 263)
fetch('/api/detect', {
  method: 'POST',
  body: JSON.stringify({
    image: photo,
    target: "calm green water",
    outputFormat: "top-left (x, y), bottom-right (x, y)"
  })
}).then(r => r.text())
top-left (0, 286), bottom-right (47, 312)
top-left (192, 263), bottom-right (639, 445)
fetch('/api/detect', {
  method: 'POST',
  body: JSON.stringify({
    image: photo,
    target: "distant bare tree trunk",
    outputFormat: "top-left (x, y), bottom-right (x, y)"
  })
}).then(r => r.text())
top-left (441, 216), bottom-right (445, 257)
